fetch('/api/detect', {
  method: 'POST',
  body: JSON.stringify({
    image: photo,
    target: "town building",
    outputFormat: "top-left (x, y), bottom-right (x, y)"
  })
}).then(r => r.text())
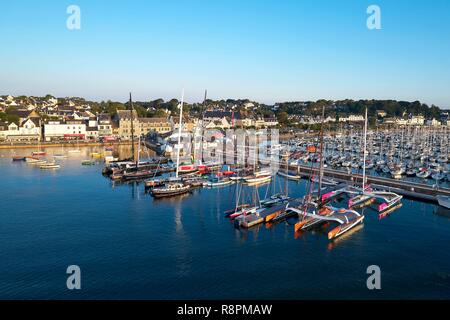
top-left (115, 110), bottom-right (171, 139)
top-left (43, 120), bottom-right (87, 141)
top-left (339, 115), bottom-right (365, 122)
top-left (98, 113), bottom-right (113, 137)
top-left (170, 116), bottom-right (197, 132)
top-left (0, 118), bottom-right (41, 141)
top-left (408, 115), bottom-right (425, 125)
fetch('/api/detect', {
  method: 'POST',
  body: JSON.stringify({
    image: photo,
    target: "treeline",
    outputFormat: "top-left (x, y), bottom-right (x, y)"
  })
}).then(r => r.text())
top-left (275, 99), bottom-right (443, 119)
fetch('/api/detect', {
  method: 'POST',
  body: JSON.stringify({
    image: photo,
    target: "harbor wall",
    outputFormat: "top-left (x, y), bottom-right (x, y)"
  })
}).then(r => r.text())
top-left (0, 141), bottom-right (135, 150)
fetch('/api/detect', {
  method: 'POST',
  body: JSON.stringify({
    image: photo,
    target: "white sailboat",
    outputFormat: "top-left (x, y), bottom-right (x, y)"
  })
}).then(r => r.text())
top-left (152, 90), bottom-right (191, 198)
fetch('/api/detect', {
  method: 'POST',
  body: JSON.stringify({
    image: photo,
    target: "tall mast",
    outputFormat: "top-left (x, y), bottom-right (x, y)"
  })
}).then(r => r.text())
top-left (362, 107), bottom-right (368, 189)
top-left (318, 105), bottom-right (325, 198)
top-left (199, 89), bottom-right (207, 165)
top-left (129, 92), bottom-right (136, 166)
top-left (175, 89), bottom-right (184, 179)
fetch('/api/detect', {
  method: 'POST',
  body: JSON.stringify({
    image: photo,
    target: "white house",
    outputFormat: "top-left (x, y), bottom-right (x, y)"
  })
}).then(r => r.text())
top-left (0, 119), bottom-right (41, 141)
top-left (44, 121), bottom-right (87, 141)
top-left (408, 115), bottom-right (425, 125)
top-left (98, 113), bottom-right (113, 137)
top-left (427, 118), bottom-right (441, 126)
top-left (264, 117), bottom-right (279, 127)
top-left (339, 115), bottom-right (365, 122)
top-left (86, 126), bottom-right (99, 140)
top-left (205, 118), bottom-right (231, 130)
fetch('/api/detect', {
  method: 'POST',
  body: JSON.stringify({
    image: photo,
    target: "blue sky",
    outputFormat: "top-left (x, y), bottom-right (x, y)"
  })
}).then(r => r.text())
top-left (1, 0), bottom-right (449, 108)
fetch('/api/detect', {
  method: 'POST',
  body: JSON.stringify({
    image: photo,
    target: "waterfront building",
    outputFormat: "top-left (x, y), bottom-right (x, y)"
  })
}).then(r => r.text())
top-left (139, 117), bottom-right (171, 134)
top-left (116, 110), bottom-right (171, 139)
top-left (86, 126), bottom-right (99, 140)
top-left (0, 118), bottom-right (41, 141)
top-left (98, 113), bottom-right (113, 137)
top-left (170, 116), bottom-right (197, 132)
top-left (43, 120), bottom-right (87, 141)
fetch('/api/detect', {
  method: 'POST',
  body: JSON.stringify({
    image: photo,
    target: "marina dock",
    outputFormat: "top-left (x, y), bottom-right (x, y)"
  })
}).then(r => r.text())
top-left (292, 165), bottom-right (450, 203)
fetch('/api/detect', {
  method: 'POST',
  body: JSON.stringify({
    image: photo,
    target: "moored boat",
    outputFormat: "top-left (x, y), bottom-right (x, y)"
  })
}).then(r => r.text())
top-left (437, 195), bottom-right (450, 209)
top-left (82, 160), bottom-right (95, 165)
top-left (244, 174), bottom-right (272, 185)
top-left (40, 163), bottom-right (61, 170)
top-left (277, 171), bottom-right (301, 180)
top-left (203, 176), bottom-right (234, 187)
top-left (151, 182), bottom-right (191, 198)
top-left (178, 164), bottom-right (198, 174)
top-left (32, 151), bottom-right (46, 156)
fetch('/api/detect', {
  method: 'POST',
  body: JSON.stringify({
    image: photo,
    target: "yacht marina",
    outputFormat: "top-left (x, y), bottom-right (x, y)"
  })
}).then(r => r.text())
top-left (2, 99), bottom-right (450, 299)
top-left (2, 142), bottom-right (450, 299)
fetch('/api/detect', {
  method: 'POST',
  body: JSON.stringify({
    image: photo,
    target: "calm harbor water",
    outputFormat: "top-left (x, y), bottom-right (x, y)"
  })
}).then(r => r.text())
top-left (1, 146), bottom-right (450, 299)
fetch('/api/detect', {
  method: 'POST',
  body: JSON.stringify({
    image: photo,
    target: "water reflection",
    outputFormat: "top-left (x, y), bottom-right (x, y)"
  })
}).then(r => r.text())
top-left (327, 224), bottom-right (364, 251)
top-left (174, 201), bottom-right (184, 234)
top-left (435, 206), bottom-right (450, 219)
top-left (235, 223), bottom-right (263, 244)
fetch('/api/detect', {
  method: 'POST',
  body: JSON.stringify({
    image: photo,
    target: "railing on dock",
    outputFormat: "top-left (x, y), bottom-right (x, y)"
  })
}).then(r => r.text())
top-left (291, 165), bottom-right (450, 203)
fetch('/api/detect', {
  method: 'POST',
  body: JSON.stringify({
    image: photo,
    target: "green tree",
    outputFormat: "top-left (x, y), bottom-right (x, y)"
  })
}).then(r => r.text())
top-left (277, 111), bottom-right (289, 125)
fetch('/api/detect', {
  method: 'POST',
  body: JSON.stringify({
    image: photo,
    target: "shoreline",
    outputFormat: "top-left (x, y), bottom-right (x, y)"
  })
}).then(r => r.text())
top-left (0, 141), bottom-right (134, 150)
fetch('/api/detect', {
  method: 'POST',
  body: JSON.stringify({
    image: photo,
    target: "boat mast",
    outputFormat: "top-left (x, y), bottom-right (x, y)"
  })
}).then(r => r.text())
top-left (129, 92), bottom-right (136, 167)
top-left (199, 89), bottom-right (207, 165)
top-left (362, 107), bottom-right (368, 189)
top-left (318, 105), bottom-right (325, 198)
top-left (175, 89), bottom-right (184, 179)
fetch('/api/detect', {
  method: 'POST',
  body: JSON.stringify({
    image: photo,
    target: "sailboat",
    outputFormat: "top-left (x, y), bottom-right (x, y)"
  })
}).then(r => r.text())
top-left (68, 139), bottom-right (81, 154)
top-left (233, 184), bottom-right (266, 228)
top-left (32, 137), bottom-right (46, 156)
top-left (243, 134), bottom-right (272, 185)
top-left (344, 110), bottom-right (402, 215)
top-left (122, 136), bottom-right (155, 180)
top-left (277, 152), bottom-right (301, 180)
top-left (152, 90), bottom-right (191, 198)
top-left (40, 162), bottom-right (61, 170)
top-left (345, 108), bottom-right (376, 209)
top-left (203, 172), bottom-right (235, 187)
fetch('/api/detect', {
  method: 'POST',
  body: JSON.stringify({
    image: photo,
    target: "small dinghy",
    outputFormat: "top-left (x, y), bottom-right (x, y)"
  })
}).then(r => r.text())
top-left (40, 163), bottom-right (61, 170)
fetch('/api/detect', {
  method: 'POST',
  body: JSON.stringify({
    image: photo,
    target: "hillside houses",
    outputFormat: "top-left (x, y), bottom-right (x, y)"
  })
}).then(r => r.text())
top-left (202, 110), bottom-right (278, 129)
top-left (1, 94), bottom-right (448, 143)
